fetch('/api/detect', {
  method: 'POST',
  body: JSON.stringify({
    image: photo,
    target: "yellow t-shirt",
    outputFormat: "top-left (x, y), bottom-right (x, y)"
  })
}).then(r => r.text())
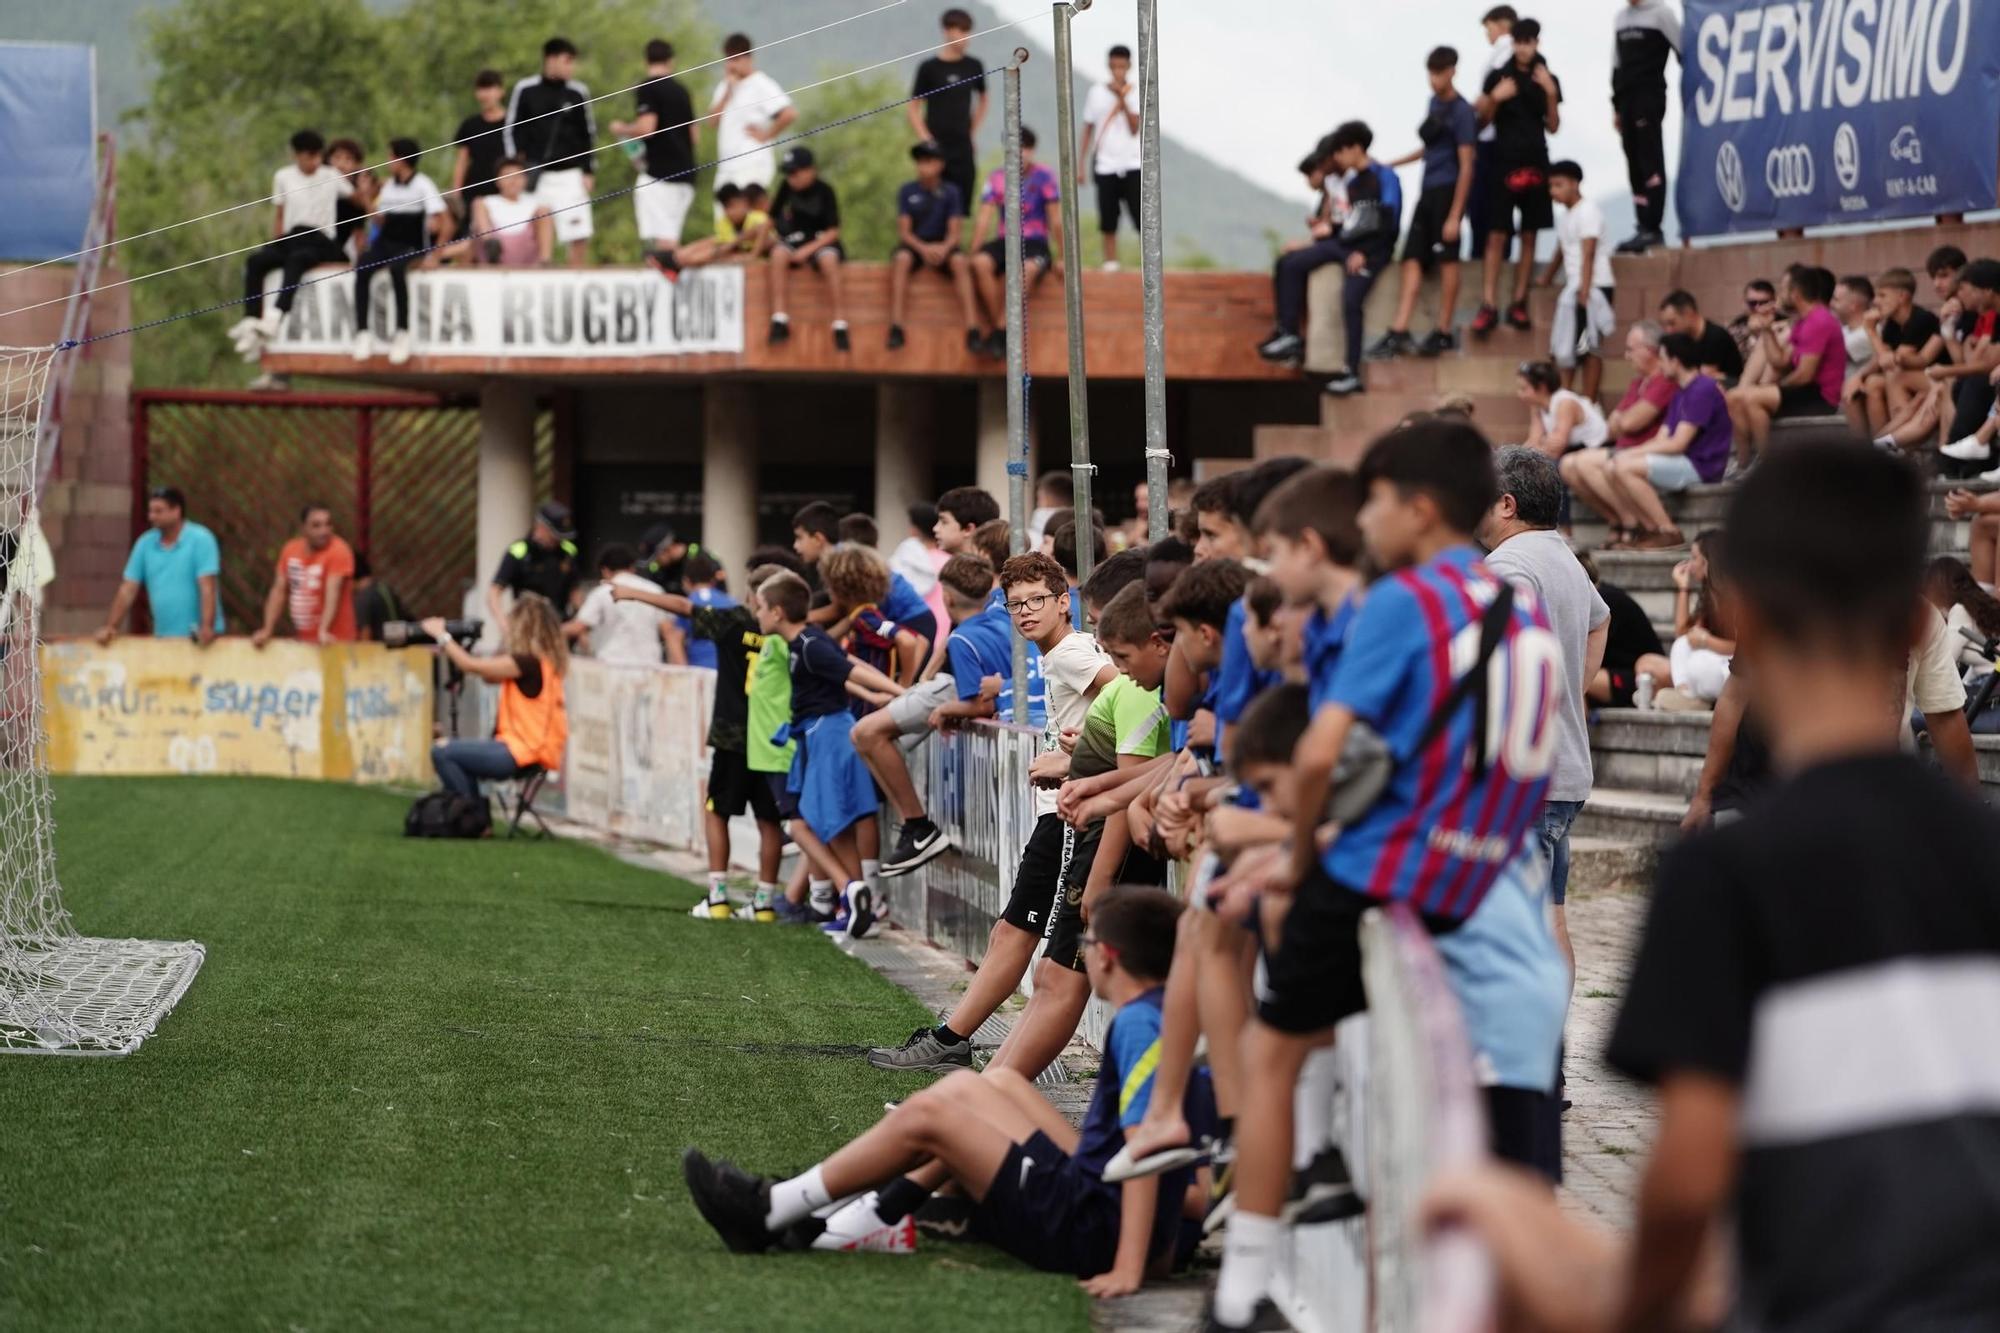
top-left (716, 209), bottom-right (770, 252)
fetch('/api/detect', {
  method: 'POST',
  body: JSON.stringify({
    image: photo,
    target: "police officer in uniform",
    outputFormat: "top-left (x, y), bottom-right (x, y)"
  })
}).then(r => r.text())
top-left (638, 521), bottom-right (712, 596)
top-left (487, 501), bottom-right (582, 627)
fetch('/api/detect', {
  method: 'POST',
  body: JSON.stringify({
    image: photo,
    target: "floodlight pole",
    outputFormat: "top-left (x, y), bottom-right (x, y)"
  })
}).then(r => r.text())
top-left (1137, 0), bottom-right (1168, 542)
top-left (1004, 49), bottom-right (1031, 725)
top-left (1052, 1), bottom-right (1095, 596)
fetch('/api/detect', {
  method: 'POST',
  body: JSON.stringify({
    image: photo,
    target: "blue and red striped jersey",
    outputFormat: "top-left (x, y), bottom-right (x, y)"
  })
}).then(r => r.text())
top-left (1318, 545), bottom-right (1560, 921)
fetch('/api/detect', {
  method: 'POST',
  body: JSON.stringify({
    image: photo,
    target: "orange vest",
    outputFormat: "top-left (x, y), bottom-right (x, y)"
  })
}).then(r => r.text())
top-left (498, 658), bottom-right (568, 771)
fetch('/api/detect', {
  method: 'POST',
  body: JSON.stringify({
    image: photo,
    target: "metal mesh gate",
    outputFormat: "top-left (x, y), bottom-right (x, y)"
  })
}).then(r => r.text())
top-left (134, 391), bottom-right (554, 629)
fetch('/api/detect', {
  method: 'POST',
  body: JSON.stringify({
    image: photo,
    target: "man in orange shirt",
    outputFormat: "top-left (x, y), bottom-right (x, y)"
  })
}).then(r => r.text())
top-left (252, 503), bottom-right (357, 646)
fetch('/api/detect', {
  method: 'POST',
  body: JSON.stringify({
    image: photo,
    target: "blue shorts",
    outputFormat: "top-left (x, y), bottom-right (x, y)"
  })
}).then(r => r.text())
top-left (974, 1131), bottom-right (1121, 1277)
top-left (1536, 799), bottom-right (1585, 905)
top-left (787, 711), bottom-right (877, 842)
top-left (1645, 452), bottom-right (1704, 493)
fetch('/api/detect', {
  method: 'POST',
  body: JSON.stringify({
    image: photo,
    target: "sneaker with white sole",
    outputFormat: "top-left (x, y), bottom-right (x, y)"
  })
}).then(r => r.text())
top-left (866, 1026), bottom-right (974, 1072)
top-left (880, 819), bottom-right (951, 877)
top-left (388, 330), bottom-right (413, 365)
top-left (804, 1194), bottom-right (918, 1253)
top-left (1941, 436), bottom-right (1994, 462)
top-left (1978, 463), bottom-right (2000, 484)
top-left (845, 884), bottom-right (876, 940)
top-left (258, 310), bottom-right (283, 341)
top-left (352, 333), bottom-right (374, 362)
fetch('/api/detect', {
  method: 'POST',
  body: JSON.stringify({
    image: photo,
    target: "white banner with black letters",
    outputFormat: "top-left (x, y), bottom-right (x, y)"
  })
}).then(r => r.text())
top-left (266, 265), bottom-right (746, 357)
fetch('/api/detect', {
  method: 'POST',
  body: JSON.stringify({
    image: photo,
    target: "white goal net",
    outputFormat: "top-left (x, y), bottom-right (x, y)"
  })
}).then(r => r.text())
top-left (0, 345), bottom-right (204, 1056)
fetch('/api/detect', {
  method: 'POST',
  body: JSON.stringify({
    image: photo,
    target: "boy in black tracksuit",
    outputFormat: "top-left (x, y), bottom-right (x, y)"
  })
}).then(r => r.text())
top-left (1612, 0), bottom-right (1681, 255)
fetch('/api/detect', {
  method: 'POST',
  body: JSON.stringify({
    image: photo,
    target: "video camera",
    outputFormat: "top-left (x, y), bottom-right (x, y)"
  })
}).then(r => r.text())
top-left (380, 618), bottom-right (483, 650)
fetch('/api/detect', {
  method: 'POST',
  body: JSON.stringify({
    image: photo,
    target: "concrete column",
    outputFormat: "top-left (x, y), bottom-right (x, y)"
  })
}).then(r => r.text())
top-left (476, 380), bottom-right (536, 601)
top-left (975, 379), bottom-right (1037, 517)
top-left (874, 383), bottom-right (933, 530)
top-left (702, 383), bottom-right (759, 570)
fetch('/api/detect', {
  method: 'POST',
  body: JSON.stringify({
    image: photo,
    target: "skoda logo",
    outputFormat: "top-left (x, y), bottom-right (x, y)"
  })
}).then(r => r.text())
top-left (1833, 123), bottom-right (1860, 190)
top-left (1766, 144), bottom-right (1815, 199)
top-left (1715, 141), bottom-right (1747, 213)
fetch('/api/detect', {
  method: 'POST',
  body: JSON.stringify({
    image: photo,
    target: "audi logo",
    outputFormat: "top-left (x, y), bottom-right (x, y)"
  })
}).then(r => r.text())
top-left (1766, 145), bottom-right (1815, 198)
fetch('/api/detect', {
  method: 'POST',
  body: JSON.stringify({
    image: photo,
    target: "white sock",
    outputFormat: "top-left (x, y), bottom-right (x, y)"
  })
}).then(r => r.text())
top-left (1213, 1211), bottom-right (1283, 1326)
top-left (1293, 1045), bottom-right (1341, 1169)
top-left (706, 872), bottom-right (727, 900)
top-left (766, 1164), bottom-right (832, 1230)
top-left (861, 858), bottom-right (881, 890)
top-left (810, 879), bottom-right (836, 914)
top-left (754, 881), bottom-right (778, 908)
top-left (833, 318), bottom-right (850, 331)
top-left (771, 311), bottom-right (790, 324)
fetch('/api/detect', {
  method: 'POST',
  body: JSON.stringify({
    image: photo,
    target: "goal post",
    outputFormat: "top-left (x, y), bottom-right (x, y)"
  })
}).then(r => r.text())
top-left (0, 344), bottom-right (204, 1056)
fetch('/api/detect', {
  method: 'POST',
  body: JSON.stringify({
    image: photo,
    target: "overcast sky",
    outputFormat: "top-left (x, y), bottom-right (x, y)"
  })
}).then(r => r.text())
top-left (996, 0), bottom-right (1681, 215)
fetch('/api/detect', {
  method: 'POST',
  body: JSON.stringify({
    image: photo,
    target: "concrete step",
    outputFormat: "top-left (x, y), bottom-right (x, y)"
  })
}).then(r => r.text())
top-left (1575, 786), bottom-right (1688, 848)
top-left (1567, 836), bottom-right (1658, 896)
top-left (1591, 708), bottom-right (1713, 797)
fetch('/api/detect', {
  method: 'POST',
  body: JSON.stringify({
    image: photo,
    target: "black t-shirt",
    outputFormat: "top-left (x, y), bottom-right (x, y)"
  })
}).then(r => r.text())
top-left (772, 179), bottom-right (840, 248)
top-left (355, 582), bottom-right (403, 641)
top-left (688, 602), bottom-right (760, 751)
top-left (1688, 319), bottom-right (1746, 382)
top-left (1482, 58), bottom-right (1560, 168)
top-left (911, 54), bottom-right (987, 145)
top-left (1599, 581), bottom-right (1663, 677)
top-left (635, 75), bottom-right (696, 180)
top-left (1608, 754), bottom-right (2000, 1329)
top-left (1887, 305), bottom-right (1944, 364)
top-left (455, 112), bottom-right (509, 201)
top-left (788, 624), bottom-right (853, 721)
top-left (493, 538), bottom-right (580, 610)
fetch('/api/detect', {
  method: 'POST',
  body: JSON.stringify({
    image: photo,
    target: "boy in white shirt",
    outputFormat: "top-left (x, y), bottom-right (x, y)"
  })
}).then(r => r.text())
top-left (564, 545), bottom-right (669, 667)
top-left (706, 33), bottom-right (797, 209)
top-left (233, 129), bottom-right (353, 357)
top-left (1544, 160), bottom-right (1616, 403)
top-left (354, 137), bottom-right (451, 366)
top-left (1079, 44), bottom-right (1143, 270)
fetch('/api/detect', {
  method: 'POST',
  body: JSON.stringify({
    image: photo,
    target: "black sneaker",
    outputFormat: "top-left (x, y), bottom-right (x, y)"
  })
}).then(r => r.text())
top-left (1469, 303), bottom-right (1499, 337)
top-left (965, 327), bottom-right (986, 354)
top-left (833, 323), bottom-right (851, 352)
top-left (846, 884), bottom-right (876, 940)
top-left (886, 324), bottom-right (906, 350)
top-left (1615, 228), bottom-right (1665, 256)
top-left (1505, 300), bottom-right (1532, 331)
top-left (866, 1026), bottom-right (974, 1072)
top-left (912, 1194), bottom-right (977, 1242)
top-left (1284, 1144), bottom-right (1364, 1224)
top-left (1322, 369), bottom-right (1364, 397)
top-left (1257, 332), bottom-right (1305, 363)
top-left (1365, 329), bottom-right (1415, 361)
top-left (646, 249), bottom-right (682, 281)
top-left (983, 329), bottom-right (1006, 361)
top-left (681, 1148), bottom-right (778, 1253)
top-left (768, 317), bottom-right (791, 344)
top-left (1417, 328), bottom-right (1457, 356)
top-left (1202, 1298), bottom-right (1290, 1332)
top-left (881, 819), bottom-right (950, 878)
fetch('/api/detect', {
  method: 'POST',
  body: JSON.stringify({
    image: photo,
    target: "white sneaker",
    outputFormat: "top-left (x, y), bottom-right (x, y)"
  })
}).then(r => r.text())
top-left (388, 330), bottom-right (412, 365)
top-left (257, 309), bottom-right (283, 341)
top-left (352, 332), bottom-right (374, 362)
top-left (246, 372), bottom-right (290, 393)
top-left (811, 1194), bottom-right (917, 1253)
top-left (1977, 463), bottom-right (2000, 484)
top-left (1101, 260), bottom-right (1121, 272)
top-left (228, 317), bottom-right (260, 348)
top-left (1941, 436), bottom-right (1993, 462)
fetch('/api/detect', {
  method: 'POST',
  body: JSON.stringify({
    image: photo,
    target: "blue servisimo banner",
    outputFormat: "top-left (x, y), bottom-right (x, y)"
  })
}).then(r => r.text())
top-left (1677, 0), bottom-right (2000, 237)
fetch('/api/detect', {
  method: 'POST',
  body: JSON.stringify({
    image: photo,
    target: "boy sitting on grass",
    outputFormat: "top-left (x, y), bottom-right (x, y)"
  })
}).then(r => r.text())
top-left (756, 572), bottom-right (905, 938)
top-left (683, 884), bottom-right (1214, 1299)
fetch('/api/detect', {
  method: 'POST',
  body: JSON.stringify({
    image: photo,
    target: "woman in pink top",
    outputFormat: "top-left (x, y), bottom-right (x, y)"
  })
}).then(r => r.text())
top-left (1726, 264), bottom-right (1843, 461)
top-left (470, 157), bottom-right (553, 267)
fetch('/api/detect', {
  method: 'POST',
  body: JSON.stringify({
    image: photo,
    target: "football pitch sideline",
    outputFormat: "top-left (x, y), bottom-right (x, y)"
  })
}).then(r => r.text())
top-left (1, 777), bottom-right (1090, 1332)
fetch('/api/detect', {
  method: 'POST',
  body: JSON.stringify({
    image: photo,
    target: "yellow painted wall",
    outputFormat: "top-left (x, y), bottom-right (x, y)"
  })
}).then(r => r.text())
top-left (41, 639), bottom-right (435, 784)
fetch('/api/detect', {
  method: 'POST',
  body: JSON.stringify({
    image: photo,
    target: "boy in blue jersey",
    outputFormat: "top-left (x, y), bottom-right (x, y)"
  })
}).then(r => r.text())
top-left (668, 552), bottom-right (731, 670)
top-left (1207, 425), bottom-right (1561, 1332)
top-left (684, 885), bottom-right (1213, 1296)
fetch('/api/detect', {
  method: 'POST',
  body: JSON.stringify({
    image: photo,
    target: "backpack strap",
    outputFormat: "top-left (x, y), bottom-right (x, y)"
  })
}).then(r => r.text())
top-left (1410, 582), bottom-right (1515, 781)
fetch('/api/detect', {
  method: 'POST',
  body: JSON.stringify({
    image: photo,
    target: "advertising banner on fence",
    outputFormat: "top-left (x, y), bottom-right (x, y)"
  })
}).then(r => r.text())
top-left (41, 639), bottom-right (434, 783)
top-left (265, 265), bottom-right (745, 358)
top-left (561, 659), bottom-right (713, 850)
top-left (1677, 0), bottom-right (2000, 236)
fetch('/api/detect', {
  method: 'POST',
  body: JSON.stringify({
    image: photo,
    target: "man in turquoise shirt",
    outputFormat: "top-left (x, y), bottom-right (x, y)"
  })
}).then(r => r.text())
top-left (96, 487), bottom-right (224, 643)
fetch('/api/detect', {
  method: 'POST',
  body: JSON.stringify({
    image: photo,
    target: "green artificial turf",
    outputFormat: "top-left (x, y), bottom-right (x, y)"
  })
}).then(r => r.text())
top-left (0, 778), bottom-right (1090, 1332)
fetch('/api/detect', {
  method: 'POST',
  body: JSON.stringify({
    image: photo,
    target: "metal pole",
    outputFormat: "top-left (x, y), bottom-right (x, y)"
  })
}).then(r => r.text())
top-left (1052, 1), bottom-right (1095, 601)
top-left (1004, 50), bottom-right (1030, 725)
top-left (1136, 0), bottom-right (1168, 542)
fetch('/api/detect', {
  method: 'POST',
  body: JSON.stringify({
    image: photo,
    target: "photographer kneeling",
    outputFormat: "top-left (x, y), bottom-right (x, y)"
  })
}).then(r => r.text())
top-left (426, 594), bottom-right (569, 797)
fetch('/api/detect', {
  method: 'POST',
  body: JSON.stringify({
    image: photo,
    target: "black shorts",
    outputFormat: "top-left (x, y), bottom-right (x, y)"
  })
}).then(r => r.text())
top-left (1485, 163), bottom-right (1554, 236)
top-left (1257, 864), bottom-right (1461, 1035)
top-left (1774, 382), bottom-right (1839, 420)
top-left (1043, 826), bottom-right (1168, 973)
top-left (1604, 665), bottom-right (1640, 709)
top-left (1095, 170), bottom-right (1142, 234)
top-left (974, 1131), bottom-right (1121, 1276)
top-left (1485, 1086), bottom-right (1563, 1184)
top-left (979, 236), bottom-right (1053, 275)
top-left (1403, 184), bottom-right (1463, 271)
top-left (1001, 813), bottom-right (1072, 935)
top-left (708, 749), bottom-right (783, 823)
top-left (762, 770), bottom-right (800, 821)
top-left (893, 241), bottom-right (958, 273)
top-left (778, 239), bottom-right (846, 264)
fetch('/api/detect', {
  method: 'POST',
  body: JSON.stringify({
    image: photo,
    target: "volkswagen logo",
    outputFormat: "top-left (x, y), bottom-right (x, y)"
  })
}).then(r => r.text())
top-left (1716, 141), bottom-right (1747, 213)
top-left (1766, 144), bottom-right (1815, 198)
top-left (1833, 123), bottom-right (1861, 189)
